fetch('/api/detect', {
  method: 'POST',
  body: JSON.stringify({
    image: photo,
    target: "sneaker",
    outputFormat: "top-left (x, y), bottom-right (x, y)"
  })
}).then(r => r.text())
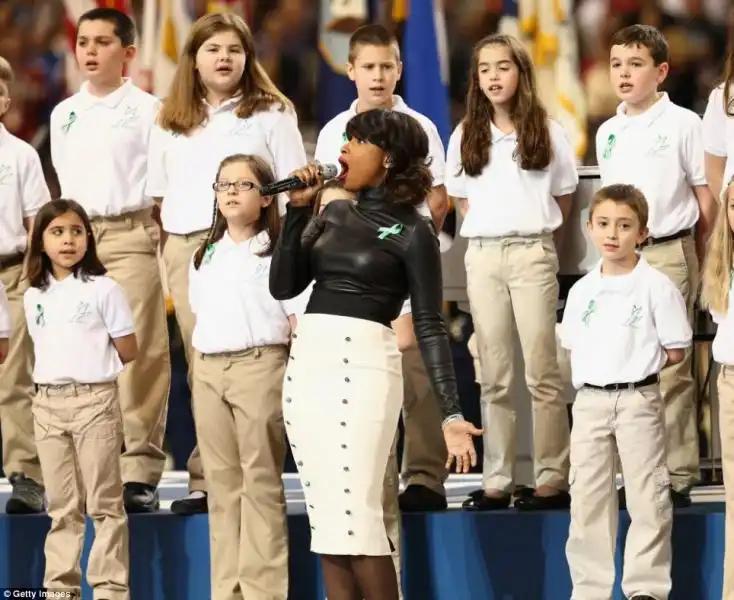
top-left (123, 482), bottom-right (159, 513)
top-left (171, 491), bottom-right (208, 515)
top-left (5, 472), bottom-right (45, 514)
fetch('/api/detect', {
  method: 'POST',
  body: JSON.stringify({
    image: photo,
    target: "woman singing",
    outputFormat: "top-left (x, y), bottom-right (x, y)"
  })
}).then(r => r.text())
top-left (269, 109), bottom-right (480, 600)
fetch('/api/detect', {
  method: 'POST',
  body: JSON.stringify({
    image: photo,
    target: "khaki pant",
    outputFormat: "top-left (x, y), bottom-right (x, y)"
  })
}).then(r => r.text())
top-left (192, 346), bottom-right (289, 600)
top-left (566, 385), bottom-right (672, 600)
top-left (163, 231), bottom-right (209, 492)
top-left (34, 382), bottom-right (129, 600)
top-left (466, 235), bottom-right (569, 492)
top-left (718, 366), bottom-right (734, 600)
top-left (641, 236), bottom-right (699, 493)
top-left (0, 261), bottom-right (41, 483)
top-left (93, 210), bottom-right (170, 486)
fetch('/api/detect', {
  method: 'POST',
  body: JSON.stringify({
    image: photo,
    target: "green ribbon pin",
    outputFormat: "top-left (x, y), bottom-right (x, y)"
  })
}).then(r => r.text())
top-left (602, 134), bottom-right (616, 160)
top-left (35, 304), bottom-right (45, 327)
top-left (581, 299), bottom-right (596, 326)
top-left (203, 244), bottom-right (215, 264)
top-left (62, 111), bottom-right (77, 133)
top-left (377, 224), bottom-right (403, 240)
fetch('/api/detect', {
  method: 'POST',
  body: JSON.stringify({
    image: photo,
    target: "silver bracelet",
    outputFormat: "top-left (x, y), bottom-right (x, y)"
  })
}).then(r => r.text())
top-left (441, 413), bottom-right (465, 429)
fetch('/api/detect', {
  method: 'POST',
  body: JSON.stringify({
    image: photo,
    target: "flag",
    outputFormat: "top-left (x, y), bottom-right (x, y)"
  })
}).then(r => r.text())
top-left (316, 0), bottom-right (371, 129)
top-left (401, 0), bottom-right (451, 147)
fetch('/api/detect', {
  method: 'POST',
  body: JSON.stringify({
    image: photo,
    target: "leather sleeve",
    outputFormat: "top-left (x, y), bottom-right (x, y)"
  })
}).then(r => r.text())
top-left (269, 204), bottom-right (324, 300)
top-left (404, 218), bottom-right (463, 420)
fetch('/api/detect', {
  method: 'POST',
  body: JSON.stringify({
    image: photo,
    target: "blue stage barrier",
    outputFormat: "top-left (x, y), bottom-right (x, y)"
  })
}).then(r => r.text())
top-left (0, 505), bottom-right (724, 599)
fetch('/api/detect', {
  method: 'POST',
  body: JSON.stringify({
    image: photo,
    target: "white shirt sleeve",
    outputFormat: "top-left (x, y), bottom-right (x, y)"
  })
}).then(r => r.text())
top-left (652, 278), bottom-right (692, 349)
top-left (399, 298), bottom-right (412, 317)
top-left (559, 286), bottom-right (581, 351)
top-left (0, 283), bottom-right (11, 338)
top-left (549, 121), bottom-right (579, 196)
top-left (425, 121), bottom-right (446, 187)
top-left (98, 281), bottom-right (135, 339)
top-left (702, 86), bottom-right (727, 157)
top-left (266, 109), bottom-right (309, 217)
top-left (281, 282), bottom-right (312, 317)
top-left (445, 124), bottom-right (467, 198)
top-left (145, 122), bottom-right (168, 198)
top-left (314, 127), bottom-right (333, 166)
top-left (20, 146), bottom-right (51, 217)
top-left (681, 113), bottom-right (708, 187)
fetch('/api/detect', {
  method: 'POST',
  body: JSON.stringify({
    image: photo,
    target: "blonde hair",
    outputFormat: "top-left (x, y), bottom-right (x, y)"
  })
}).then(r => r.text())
top-left (701, 179), bottom-right (734, 315)
top-left (157, 13), bottom-right (292, 135)
top-left (0, 56), bottom-right (14, 86)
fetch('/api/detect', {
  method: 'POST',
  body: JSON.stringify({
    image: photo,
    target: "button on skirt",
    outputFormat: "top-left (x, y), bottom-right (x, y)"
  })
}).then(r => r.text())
top-left (283, 313), bottom-right (403, 556)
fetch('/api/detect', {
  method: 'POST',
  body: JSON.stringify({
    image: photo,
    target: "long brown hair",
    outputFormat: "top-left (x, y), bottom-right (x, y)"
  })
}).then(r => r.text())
top-left (26, 199), bottom-right (106, 290)
top-left (192, 154), bottom-right (281, 270)
top-left (157, 13), bottom-right (292, 135)
top-left (460, 34), bottom-right (552, 176)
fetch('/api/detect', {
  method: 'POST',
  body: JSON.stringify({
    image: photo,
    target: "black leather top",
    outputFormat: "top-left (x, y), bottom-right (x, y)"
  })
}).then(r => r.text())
top-left (269, 186), bottom-right (462, 420)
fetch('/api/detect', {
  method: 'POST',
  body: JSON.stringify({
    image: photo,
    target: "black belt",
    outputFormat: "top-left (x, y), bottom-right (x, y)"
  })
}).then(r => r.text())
top-left (583, 373), bottom-right (659, 392)
top-left (642, 229), bottom-right (692, 247)
top-left (0, 252), bottom-right (23, 270)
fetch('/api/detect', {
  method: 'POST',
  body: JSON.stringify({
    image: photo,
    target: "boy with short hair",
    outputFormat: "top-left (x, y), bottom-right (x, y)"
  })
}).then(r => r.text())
top-left (596, 24), bottom-right (717, 507)
top-left (314, 23), bottom-right (450, 592)
top-left (49, 8), bottom-right (170, 513)
top-left (0, 55), bottom-right (51, 514)
top-left (562, 183), bottom-right (692, 600)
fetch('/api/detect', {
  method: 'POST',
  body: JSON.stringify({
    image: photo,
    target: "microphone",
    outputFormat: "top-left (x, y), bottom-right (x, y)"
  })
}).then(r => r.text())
top-left (259, 163), bottom-right (340, 197)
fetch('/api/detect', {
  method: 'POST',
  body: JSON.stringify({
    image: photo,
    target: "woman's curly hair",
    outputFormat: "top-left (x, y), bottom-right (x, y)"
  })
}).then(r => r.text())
top-left (345, 109), bottom-right (433, 206)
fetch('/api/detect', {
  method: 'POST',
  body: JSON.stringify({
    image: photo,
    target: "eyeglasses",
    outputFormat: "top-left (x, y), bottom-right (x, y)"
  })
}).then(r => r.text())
top-left (212, 180), bottom-right (258, 192)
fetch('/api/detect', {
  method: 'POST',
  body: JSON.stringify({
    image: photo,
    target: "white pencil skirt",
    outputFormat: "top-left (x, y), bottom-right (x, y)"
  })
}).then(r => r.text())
top-left (283, 313), bottom-right (403, 556)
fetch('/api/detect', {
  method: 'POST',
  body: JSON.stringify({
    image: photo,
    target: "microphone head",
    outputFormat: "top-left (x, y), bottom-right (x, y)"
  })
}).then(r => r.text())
top-left (319, 163), bottom-right (339, 179)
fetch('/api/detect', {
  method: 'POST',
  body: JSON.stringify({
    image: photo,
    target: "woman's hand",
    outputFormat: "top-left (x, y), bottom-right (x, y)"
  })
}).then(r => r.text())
top-left (443, 419), bottom-right (482, 474)
top-left (288, 162), bottom-right (324, 207)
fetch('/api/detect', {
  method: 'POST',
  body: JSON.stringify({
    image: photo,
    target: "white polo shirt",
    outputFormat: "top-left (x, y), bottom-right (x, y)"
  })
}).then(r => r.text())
top-left (596, 93), bottom-right (706, 238)
top-left (0, 125), bottom-right (51, 256)
top-left (314, 96), bottom-right (444, 219)
top-left (702, 84), bottom-right (734, 194)
top-left (24, 274), bottom-right (135, 385)
top-left (710, 276), bottom-right (734, 366)
top-left (50, 79), bottom-right (159, 218)
top-left (0, 282), bottom-right (10, 338)
top-left (189, 230), bottom-right (309, 354)
top-left (147, 99), bottom-right (308, 235)
top-left (560, 256), bottom-right (692, 390)
top-left (445, 119), bottom-right (578, 238)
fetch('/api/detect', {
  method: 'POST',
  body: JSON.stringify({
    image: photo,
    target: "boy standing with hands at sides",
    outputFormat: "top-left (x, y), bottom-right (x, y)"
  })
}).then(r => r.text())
top-left (596, 24), bottom-right (717, 507)
top-left (49, 8), bottom-right (170, 513)
top-left (314, 23), bottom-right (450, 591)
top-left (0, 55), bottom-right (51, 514)
top-left (562, 184), bottom-right (692, 600)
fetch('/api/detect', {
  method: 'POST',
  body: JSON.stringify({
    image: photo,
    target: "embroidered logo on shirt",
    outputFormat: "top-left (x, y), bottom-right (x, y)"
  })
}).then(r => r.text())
top-left (581, 299), bottom-right (596, 326)
top-left (35, 304), bottom-right (46, 328)
top-left (254, 263), bottom-right (268, 278)
top-left (229, 120), bottom-right (252, 136)
top-left (202, 244), bottom-right (216, 265)
top-left (69, 301), bottom-right (92, 323)
top-left (0, 164), bottom-right (12, 185)
top-left (112, 105), bottom-right (140, 130)
top-left (377, 224), bottom-right (403, 240)
top-left (602, 134), bottom-right (616, 160)
top-left (647, 134), bottom-right (670, 156)
top-left (61, 111), bottom-right (77, 134)
top-left (624, 304), bottom-right (643, 328)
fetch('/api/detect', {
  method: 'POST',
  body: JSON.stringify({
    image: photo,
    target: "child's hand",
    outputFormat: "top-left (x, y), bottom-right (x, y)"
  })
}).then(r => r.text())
top-left (0, 338), bottom-right (8, 364)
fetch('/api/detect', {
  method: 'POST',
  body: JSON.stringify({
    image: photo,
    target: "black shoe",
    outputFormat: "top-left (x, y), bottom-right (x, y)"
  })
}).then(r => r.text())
top-left (399, 484), bottom-right (447, 512)
top-left (123, 482), bottom-right (159, 513)
top-left (618, 486), bottom-right (627, 510)
top-left (5, 473), bottom-right (45, 514)
top-left (462, 489), bottom-right (511, 511)
top-left (670, 488), bottom-right (691, 508)
top-left (170, 491), bottom-right (208, 515)
top-left (514, 490), bottom-right (571, 511)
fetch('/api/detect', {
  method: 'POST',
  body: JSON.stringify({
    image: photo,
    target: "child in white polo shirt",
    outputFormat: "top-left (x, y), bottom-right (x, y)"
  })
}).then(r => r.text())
top-left (700, 176), bottom-right (734, 600)
top-left (147, 12), bottom-right (308, 515)
top-left (702, 45), bottom-right (734, 200)
top-left (0, 55), bottom-right (51, 515)
top-left (50, 7), bottom-right (169, 513)
top-left (562, 183), bottom-right (691, 600)
top-left (0, 282), bottom-right (10, 363)
top-left (24, 198), bottom-right (137, 600)
top-left (446, 33), bottom-right (578, 512)
top-left (596, 24), bottom-right (717, 507)
top-left (188, 154), bottom-right (308, 600)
